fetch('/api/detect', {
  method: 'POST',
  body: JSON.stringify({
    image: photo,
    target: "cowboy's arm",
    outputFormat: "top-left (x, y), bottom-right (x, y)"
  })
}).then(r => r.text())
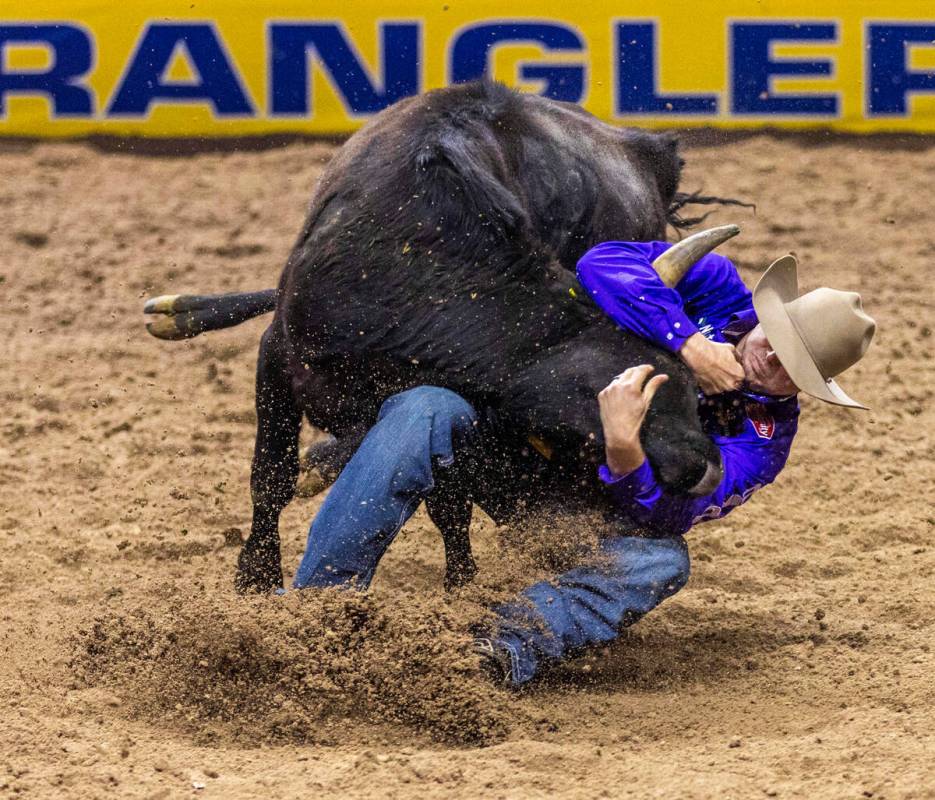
top-left (576, 242), bottom-right (752, 344)
top-left (599, 440), bottom-right (791, 535)
top-left (598, 372), bottom-right (797, 536)
top-left (577, 242), bottom-right (748, 393)
top-left (576, 241), bottom-right (698, 352)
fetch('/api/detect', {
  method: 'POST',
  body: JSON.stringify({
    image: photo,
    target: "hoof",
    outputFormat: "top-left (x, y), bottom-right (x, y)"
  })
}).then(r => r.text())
top-left (145, 315), bottom-right (189, 340)
top-left (235, 543), bottom-right (284, 594)
top-left (143, 294), bottom-right (182, 314)
top-left (295, 438), bottom-right (340, 497)
top-left (444, 558), bottom-right (479, 592)
top-left (143, 294), bottom-right (206, 340)
top-left (294, 466), bottom-right (330, 498)
top-left (234, 566), bottom-right (284, 595)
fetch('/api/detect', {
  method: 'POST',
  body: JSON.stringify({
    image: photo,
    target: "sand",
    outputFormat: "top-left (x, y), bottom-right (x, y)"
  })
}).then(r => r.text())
top-left (1, 132), bottom-right (933, 798)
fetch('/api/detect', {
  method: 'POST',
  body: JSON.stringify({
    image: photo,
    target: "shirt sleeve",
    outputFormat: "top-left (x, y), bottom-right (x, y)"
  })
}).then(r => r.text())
top-left (674, 250), bottom-right (753, 331)
top-left (575, 241), bottom-right (752, 352)
top-left (598, 416), bottom-right (797, 536)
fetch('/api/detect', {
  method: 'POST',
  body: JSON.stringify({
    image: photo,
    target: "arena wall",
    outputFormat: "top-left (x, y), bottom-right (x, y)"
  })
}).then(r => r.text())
top-left (2, 0), bottom-right (935, 136)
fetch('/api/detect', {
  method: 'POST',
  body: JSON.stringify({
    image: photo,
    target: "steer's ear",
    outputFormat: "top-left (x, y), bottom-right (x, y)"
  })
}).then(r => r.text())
top-left (624, 129), bottom-right (682, 207)
top-left (415, 129), bottom-right (528, 239)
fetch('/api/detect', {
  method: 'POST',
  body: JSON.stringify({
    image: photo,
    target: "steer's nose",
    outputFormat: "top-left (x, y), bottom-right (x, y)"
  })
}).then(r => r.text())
top-left (687, 457), bottom-right (723, 496)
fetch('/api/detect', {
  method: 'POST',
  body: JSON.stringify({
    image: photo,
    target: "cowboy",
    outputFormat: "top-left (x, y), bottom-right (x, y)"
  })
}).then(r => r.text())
top-left (289, 241), bottom-right (875, 687)
top-left (473, 245), bottom-right (875, 684)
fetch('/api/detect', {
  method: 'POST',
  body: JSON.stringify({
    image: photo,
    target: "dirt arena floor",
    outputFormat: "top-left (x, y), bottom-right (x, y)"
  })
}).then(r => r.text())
top-left (1, 131), bottom-right (934, 799)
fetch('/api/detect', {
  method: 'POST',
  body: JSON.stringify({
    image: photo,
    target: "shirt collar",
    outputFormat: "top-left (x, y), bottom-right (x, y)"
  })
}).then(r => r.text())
top-left (738, 386), bottom-right (798, 405)
top-left (722, 307), bottom-right (759, 343)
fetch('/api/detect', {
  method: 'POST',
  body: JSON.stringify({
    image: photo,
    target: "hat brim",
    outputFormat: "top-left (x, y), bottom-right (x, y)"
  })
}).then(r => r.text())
top-left (752, 255), bottom-right (868, 410)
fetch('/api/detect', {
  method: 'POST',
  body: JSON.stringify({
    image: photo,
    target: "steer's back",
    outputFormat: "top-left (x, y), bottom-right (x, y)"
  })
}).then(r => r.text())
top-left (274, 81), bottom-right (687, 453)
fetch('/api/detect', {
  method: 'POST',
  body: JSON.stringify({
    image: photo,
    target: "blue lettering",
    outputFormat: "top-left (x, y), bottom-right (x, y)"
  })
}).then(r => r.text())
top-left (449, 22), bottom-right (584, 102)
top-left (108, 23), bottom-right (253, 117)
top-left (269, 23), bottom-right (419, 116)
top-left (731, 23), bottom-right (838, 115)
top-left (868, 24), bottom-right (935, 116)
top-left (616, 23), bottom-right (717, 115)
top-left (0, 24), bottom-right (93, 117)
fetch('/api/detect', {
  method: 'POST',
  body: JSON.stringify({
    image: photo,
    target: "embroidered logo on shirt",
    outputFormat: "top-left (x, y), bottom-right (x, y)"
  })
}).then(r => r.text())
top-left (691, 482), bottom-right (763, 524)
top-left (746, 402), bottom-right (775, 440)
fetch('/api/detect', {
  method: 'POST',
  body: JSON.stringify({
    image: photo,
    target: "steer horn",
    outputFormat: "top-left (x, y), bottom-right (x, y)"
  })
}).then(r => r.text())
top-left (651, 224), bottom-right (741, 288)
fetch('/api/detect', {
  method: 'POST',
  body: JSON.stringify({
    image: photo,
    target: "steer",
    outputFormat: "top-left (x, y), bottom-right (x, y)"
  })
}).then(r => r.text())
top-left (144, 80), bottom-right (743, 593)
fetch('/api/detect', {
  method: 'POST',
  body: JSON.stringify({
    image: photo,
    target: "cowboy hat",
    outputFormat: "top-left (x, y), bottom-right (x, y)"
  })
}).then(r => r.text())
top-left (752, 255), bottom-right (876, 409)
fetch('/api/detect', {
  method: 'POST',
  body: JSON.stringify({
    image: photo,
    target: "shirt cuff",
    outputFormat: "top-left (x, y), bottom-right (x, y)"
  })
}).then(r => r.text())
top-left (662, 307), bottom-right (698, 352)
top-left (598, 458), bottom-right (655, 494)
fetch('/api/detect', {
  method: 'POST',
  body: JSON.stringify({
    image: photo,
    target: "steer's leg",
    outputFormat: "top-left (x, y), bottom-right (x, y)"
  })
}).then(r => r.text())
top-left (236, 328), bottom-right (301, 593)
top-left (291, 387), bottom-right (479, 590)
top-left (425, 474), bottom-right (476, 591)
top-left (424, 431), bottom-right (553, 591)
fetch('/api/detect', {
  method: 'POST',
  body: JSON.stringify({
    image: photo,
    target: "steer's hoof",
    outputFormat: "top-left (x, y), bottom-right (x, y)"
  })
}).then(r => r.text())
top-left (444, 557), bottom-right (479, 592)
top-left (143, 294), bottom-right (206, 340)
top-left (234, 566), bottom-right (284, 595)
top-left (295, 439), bottom-right (340, 497)
top-left (143, 294), bottom-right (182, 315)
top-left (295, 466), bottom-right (330, 498)
top-left (235, 546), bottom-right (284, 594)
top-left (145, 315), bottom-right (189, 340)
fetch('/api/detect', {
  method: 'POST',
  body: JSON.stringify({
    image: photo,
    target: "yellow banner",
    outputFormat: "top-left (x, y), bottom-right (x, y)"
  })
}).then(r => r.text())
top-left (2, 1), bottom-right (935, 136)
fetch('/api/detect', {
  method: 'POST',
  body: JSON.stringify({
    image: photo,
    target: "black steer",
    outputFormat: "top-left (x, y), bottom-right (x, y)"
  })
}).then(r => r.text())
top-left (145, 81), bottom-right (743, 593)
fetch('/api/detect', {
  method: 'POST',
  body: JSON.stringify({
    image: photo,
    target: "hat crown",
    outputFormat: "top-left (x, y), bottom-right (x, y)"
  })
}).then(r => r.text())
top-left (752, 254), bottom-right (876, 408)
top-left (785, 288), bottom-right (876, 380)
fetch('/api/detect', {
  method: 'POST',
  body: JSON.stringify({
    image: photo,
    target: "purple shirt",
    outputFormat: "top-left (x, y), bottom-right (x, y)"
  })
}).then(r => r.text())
top-left (576, 241), bottom-right (800, 536)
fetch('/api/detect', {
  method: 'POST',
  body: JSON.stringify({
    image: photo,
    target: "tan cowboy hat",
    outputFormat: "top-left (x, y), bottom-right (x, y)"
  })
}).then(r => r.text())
top-left (752, 255), bottom-right (876, 409)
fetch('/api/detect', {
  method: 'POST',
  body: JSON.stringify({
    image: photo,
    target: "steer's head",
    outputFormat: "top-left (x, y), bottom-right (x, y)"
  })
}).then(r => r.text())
top-left (640, 360), bottom-right (724, 496)
top-left (497, 224), bottom-right (741, 497)
top-left (636, 224), bottom-right (742, 496)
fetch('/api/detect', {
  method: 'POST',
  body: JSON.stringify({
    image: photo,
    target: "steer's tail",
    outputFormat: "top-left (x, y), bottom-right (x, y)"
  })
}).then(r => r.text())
top-left (144, 289), bottom-right (276, 340)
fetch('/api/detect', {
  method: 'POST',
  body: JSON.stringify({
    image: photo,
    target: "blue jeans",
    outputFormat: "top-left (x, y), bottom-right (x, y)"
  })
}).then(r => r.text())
top-left (293, 386), bottom-right (690, 685)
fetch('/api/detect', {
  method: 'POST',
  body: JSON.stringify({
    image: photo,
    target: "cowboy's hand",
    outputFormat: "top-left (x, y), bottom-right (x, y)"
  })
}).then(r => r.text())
top-left (679, 332), bottom-right (744, 395)
top-left (598, 365), bottom-right (669, 477)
